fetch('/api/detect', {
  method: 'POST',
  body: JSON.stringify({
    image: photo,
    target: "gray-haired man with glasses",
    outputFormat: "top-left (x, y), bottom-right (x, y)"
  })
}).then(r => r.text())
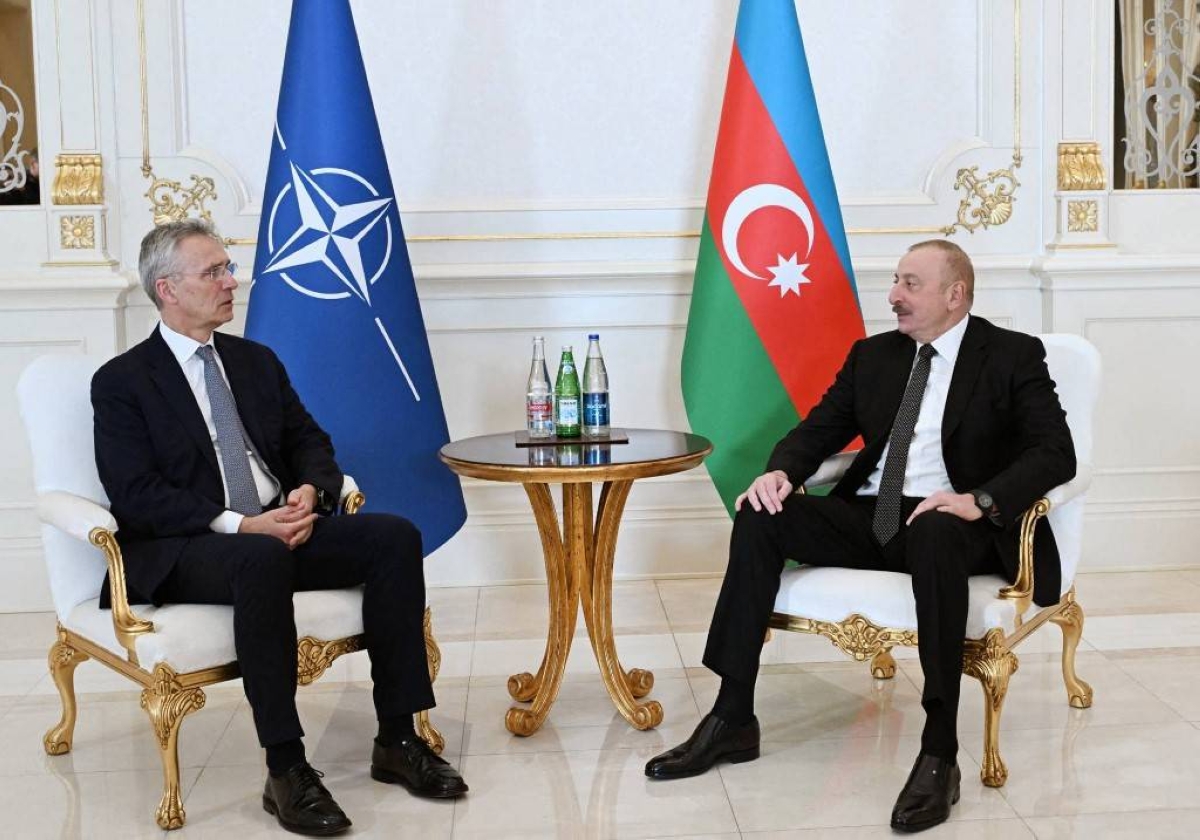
top-left (91, 219), bottom-right (467, 836)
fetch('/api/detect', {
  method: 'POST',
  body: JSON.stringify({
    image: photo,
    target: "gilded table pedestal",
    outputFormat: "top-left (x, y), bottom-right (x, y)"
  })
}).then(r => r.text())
top-left (440, 429), bottom-right (711, 736)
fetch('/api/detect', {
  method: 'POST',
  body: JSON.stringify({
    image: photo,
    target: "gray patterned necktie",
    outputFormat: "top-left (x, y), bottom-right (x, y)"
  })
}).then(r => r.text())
top-left (195, 345), bottom-right (262, 516)
top-left (872, 343), bottom-right (937, 545)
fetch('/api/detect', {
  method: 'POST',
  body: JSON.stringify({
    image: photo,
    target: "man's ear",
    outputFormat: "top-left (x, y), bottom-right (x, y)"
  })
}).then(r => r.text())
top-left (155, 276), bottom-right (175, 304)
top-left (947, 281), bottom-right (967, 310)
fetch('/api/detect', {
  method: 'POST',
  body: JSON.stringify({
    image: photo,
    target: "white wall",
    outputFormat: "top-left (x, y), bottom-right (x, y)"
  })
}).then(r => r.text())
top-left (1, 0), bottom-right (1197, 611)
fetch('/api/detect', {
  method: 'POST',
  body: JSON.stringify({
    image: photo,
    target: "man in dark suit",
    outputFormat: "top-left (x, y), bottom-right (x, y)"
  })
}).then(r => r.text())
top-left (646, 240), bottom-right (1075, 833)
top-left (92, 219), bottom-right (467, 836)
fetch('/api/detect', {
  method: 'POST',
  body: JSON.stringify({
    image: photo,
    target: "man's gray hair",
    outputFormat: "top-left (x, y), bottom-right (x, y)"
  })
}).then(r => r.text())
top-left (138, 219), bottom-right (223, 309)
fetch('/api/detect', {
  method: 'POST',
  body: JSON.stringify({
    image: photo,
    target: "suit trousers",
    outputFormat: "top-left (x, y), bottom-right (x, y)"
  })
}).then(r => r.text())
top-left (703, 493), bottom-right (1002, 757)
top-left (156, 512), bottom-right (434, 747)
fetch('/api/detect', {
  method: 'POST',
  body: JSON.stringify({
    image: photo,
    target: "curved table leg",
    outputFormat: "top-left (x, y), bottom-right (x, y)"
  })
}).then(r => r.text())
top-left (506, 482), bottom-right (580, 736)
top-left (581, 479), bottom-right (662, 730)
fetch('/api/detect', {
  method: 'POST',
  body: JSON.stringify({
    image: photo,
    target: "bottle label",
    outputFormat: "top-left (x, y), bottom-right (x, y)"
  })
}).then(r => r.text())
top-left (527, 394), bottom-right (553, 437)
top-left (527, 395), bottom-right (552, 420)
top-left (556, 397), bottom-right (580, 425)
top-left (583, 393), bottom-right (609, 427)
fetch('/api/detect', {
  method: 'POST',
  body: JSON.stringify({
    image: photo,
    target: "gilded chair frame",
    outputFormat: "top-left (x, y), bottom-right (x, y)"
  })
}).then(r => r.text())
top-left (769, 482), bottom-right (1093, 788)
top-left (42, 489), bottom-right (446, 830)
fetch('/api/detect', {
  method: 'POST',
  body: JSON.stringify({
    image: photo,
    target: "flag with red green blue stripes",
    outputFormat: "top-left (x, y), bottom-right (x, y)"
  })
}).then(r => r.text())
top-left (682, 0), bottom-right (866, 515)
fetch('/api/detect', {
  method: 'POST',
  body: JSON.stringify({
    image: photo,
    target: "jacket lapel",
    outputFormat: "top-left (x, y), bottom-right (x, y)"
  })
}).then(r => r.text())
top-left (942, 315), bottom-right (988, 442)
top-left (145, 328), bottom-right (220, 473)
top-left (874, 333), bottom-right (917, 438)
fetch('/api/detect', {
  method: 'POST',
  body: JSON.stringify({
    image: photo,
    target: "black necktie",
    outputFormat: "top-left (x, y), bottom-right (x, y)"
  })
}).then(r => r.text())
top-left (872, 343), bottom-right (937, 545)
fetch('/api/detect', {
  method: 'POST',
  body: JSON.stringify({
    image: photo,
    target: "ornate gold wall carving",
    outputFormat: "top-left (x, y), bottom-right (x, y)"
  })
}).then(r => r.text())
top-left (1066, 200), bottom-right (1099, 232)
top-left (145, 174), bottom-right (216, 226)
top-left (51, 153), bottom-right (103, 204)
top-left (137, 0), bottom-right (215, 226)
top-left (1058, 143), bottom-right (1106, 191)
top-left (59, 215), bottom-right (95, 249)
top-left (137, 1), bottom-right (1024, 242)
top-left (944, 160), bottom-right (1022, 235)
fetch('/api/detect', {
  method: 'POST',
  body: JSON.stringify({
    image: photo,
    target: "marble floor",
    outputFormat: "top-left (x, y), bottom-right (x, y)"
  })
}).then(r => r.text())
top-left (2, 569), bottom-right (1200, 838)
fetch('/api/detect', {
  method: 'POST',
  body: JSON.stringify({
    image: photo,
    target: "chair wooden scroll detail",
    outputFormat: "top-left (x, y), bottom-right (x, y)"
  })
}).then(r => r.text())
top-left (17, 354), bottom-right (444, 830)
top-left (768, 334), bottom-right (1101, 788)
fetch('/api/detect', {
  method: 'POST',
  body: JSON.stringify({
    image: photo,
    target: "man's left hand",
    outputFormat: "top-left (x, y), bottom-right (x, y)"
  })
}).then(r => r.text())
top-left (906, 490), bottom-right (982, 526)
top-left (286, 484), bottom-right (317, 515)
top-left (279, 484), bottom-right (319, 548)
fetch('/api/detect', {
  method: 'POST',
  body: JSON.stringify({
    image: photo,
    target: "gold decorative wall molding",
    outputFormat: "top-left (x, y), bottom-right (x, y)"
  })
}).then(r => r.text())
top-left (1057, 142), bottom-right (1106, 191)
top-left (146, 174), bottom-right (216, 226)
top-left (940, 0), bottom-right (1023, 236)
top-left (944, 162), bottom-right (1022, 235)
top-left (138, 0), bottom-right (1021, 244)
top-left (137, 0), bottom-right (215, 226)
top-left (59, 215), bottom-right (95, 249)
top-left (51, 154), bottom-right (103, 204)
top-left (1066, 200), bottom-right (1099, 233)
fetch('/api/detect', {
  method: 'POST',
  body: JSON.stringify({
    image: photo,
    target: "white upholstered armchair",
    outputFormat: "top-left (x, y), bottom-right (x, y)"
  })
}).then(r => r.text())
top-left (768, 334), bottom-right (1101, 788)
top-left (16, 354), bottom-right (444, 830)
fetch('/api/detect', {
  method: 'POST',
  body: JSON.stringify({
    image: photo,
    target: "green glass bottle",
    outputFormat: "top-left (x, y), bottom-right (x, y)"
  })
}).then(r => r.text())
top-left (554, 345), bottom-right (581, 438)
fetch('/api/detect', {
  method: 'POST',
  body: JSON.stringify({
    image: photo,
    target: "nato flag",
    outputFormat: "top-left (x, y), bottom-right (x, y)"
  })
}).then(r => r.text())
top-left (246, 0), bottom-right (466, 554)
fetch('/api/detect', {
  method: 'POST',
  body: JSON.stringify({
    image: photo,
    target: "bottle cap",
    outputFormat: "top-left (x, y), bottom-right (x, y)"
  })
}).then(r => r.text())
top-left (534, 335), bottom-right (544, 341)
top-left (588, 333), bottom-right (599, 340)
top-left (562, 345), bottom-right (572, 351)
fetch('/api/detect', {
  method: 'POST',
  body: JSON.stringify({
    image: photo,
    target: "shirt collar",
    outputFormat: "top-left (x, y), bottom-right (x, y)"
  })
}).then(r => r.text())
top-left (158, 320), bottom-right (215, 366)
top-left (923, 314), bottom-right (969, 367)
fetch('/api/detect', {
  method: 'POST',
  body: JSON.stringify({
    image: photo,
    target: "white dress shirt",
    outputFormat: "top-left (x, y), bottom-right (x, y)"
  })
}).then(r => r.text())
top-left (858, 315), bottom-right (970, 499)
top-left (157, 321), bottom-right (281, 533)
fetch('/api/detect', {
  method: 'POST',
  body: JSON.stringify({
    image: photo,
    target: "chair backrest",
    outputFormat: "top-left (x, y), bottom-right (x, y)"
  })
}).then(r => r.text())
top-left (1038, 334), bottom-right (1102, 592)
top-left (17, 354), bottom-right (111, 617)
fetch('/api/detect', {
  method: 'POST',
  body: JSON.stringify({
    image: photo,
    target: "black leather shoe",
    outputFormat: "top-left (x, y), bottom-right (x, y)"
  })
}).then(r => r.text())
top-left (262, 763), bottom-right (352, 837)
top-left (890, 753), bottom-right (961, 833)
top-left (371, 736), bottom-right (469, 799)
top-left (644, 713), bottom-right (760, 780)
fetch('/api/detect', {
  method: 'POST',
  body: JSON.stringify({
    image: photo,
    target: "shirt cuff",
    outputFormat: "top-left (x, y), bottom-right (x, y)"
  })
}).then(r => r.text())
top-left (209, 510), bottom-right (245, 534)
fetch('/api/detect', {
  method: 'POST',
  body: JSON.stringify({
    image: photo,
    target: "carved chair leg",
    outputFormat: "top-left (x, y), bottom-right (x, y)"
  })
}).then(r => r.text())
top-left (962, 629), bottom-right (1019, 788)
top-left (44, 630), bottom-right (89, 755)
top-left (416, 606), bottom-right (445, 755)
top-left (870, 648), bottom-right (896, 680)
top-left (1050, 596), bottom-right (1094, 709)
top-left (141, 664), bottom-right (205, 830)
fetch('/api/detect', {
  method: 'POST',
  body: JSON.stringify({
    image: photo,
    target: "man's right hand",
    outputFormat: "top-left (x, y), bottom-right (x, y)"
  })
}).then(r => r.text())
top-left (238, 508), bottom-right (318, 548)
top-left (734, 470), bottom-right (794, 515)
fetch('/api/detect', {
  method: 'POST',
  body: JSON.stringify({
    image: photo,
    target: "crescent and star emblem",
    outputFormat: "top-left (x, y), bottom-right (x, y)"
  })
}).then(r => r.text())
top-left (720, 183), bottom-right (817, 298)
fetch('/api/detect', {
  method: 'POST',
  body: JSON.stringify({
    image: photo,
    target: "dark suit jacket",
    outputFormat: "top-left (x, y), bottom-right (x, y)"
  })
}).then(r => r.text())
top-left (91, 326), bottom-right (344, 604)
top-left (765, 315), bottom-right (1076, 606)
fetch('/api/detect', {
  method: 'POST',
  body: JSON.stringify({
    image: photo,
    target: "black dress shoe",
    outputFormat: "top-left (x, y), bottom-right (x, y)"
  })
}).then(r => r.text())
top-left (644, 713), bottom-right (760, 780)
top-left (890, 753), bottom-right (961, 833)
top-left (371, 736), bottom-right (469, 799)
top-left (262, 762), bottom-right (352, 837)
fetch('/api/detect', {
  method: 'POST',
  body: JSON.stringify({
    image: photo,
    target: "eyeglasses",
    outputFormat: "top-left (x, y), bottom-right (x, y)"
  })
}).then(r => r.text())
top-left (175, 261), bottom-right (238, 283)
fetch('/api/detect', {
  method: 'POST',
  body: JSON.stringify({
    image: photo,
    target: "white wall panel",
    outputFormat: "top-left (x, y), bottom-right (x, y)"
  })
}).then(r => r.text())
top-left (2, 1), bottom-right (1200, 611)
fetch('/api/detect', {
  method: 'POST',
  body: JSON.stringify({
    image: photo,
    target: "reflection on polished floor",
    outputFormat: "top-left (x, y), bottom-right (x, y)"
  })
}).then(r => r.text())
top-left (3, 569), bottom-right (1200, 838)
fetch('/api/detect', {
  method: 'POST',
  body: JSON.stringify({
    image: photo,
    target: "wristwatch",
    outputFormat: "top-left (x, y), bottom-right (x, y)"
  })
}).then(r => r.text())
top-left (313, 486), bottom-right (334, 515)
top-left (970, 489), bottom-right (1002, 526)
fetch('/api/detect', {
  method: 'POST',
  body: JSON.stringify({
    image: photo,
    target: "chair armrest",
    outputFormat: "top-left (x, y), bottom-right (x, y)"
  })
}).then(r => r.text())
top-left (802, 451), bottom-right (859, 490)
top-left (1046, 463), bottom-right (1092, 508)
top-left (998, 465), bottom-right (1093, 617)
top-left (36, 491), bottom-right (116, 541)
top-left (340, 475), bottom-right (365, 515)
top-left (36, 491), bottom-right (154, 663)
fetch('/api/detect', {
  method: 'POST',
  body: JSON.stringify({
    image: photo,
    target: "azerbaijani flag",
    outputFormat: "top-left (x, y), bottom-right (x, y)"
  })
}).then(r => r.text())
top-left (682, 0), bottom-right (865, 515)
